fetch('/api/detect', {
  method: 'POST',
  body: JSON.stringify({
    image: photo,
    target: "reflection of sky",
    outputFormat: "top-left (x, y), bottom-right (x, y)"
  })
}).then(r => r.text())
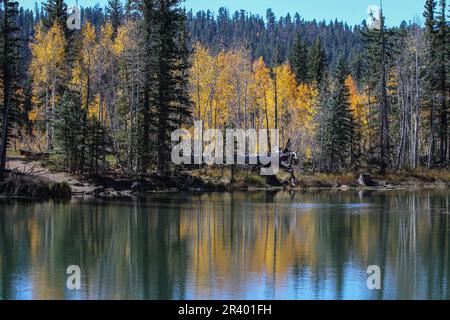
top-left (6, 250), bottom-right (436, 300)
top-left (11, 273), bottom-right (33, 300)
top-left (183, 261), bottom-right (378, 300)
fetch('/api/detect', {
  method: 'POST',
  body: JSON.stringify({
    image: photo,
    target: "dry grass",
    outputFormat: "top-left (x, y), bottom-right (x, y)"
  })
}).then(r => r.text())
top-left (190, 167), bottom-right (268, 188)
top-left (293, 173), bottom-right (358, 188)
top-left (377, 169), bottom-right (450, 185)
top-left (1, 171), bottom-right (72, 198)
top-left (192, 167), bottom-right (450, 189)
top-left (282, 169), bottom-right (450, 189)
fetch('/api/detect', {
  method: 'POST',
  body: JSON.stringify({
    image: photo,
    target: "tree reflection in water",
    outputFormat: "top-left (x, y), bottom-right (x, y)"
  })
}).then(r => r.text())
top-left (0, 190), bottom-right (449, 300)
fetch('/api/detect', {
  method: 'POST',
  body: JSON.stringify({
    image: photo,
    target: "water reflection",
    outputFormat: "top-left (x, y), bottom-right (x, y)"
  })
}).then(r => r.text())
top-left (0, 190), bottom-right (449, 300)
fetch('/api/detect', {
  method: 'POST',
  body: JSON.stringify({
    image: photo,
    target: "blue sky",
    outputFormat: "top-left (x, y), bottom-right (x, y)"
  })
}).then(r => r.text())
top-left (24, 0), bottom-right (426, 26)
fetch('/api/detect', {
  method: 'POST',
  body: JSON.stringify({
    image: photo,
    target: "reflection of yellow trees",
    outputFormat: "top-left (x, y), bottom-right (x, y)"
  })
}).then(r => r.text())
top-left (177, 191), bottom-right (450, 298)
top-left (1, 190), bottom-right (450, 299)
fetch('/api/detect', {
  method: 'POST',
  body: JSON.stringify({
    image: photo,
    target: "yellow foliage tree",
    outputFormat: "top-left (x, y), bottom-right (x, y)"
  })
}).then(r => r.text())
top-left (189, 43), bottom-right (219, 129)
top-left (71, 22), bottom-right (97, 115)
top-left (345, 75), bottom-right (371, 150)
top-left (29, 22), bottom-right (66, 150)
top-left (253, 57), bottom-right (272, 131)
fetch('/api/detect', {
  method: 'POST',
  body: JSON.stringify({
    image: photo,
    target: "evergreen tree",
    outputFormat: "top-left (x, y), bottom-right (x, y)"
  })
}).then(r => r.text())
top-left (327, 57), bottom-right (354, 172)
top-left (307, 36), bottom-right (326, 84)
top-left (153, 0), bottom-right (192, 176)
top-left (43, 0), bottom-right (67, 31)
top-left (266, 9), bottom-right (276, 33)
top-left (139, 0), bottom-right (156, 175)
top-left (423, 0), bottom-right (438, 167)
top-left (86, 117), bottom-right (107, 176)
top-left (290, 34), bottom-right (308, 84)
top-left (54, 91), bottom-right (84, 173)
top-left (34, 2), bottom-right (40, 22)
top-left (0, 0), bottom-right (21, 176)
top-left (436, 0), bottom-right (448, 165)
top-left (139, 0), bottom-right (192, 176)
top-left (106, 0), bottom-right (124, 38)
top-left (361, 7), bottom-right (393, 170)
top-left (316, 75), bottom-right (333, 172)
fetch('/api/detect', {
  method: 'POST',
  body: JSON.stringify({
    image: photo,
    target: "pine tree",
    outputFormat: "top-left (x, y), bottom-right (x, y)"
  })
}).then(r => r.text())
top-left (54, 91), bottom-right (83, 173)
top-left (34, 2), bottom-right (40, 22)
top-left (316, 75), bottom-right (332, 172)
top-left (266, 9), bottom-right (276, 33)
top-left (0, 0), bottom-right (21, 176)
top-left (307, 36), bottom-right (326, 84)
top-left (153, 0), bottom-right (192, 176)
top-left (106, 0), bottom-right (124, 38)
top-left (43, 0), bottom-right (67, 32)
top-left (327, 57), bottom-right (354, 172)
top-left (139, 0), bottom-right (156, 175)
top-left (361, 7), bottom-right (393, 170)
top-left (290, 34), bottom-right (308, 85)
top-left (138, 0), bottom-right (192, 176)
top-left (424, 0), bottom-right (438, 168)
top-left (436, 0), bottom-right (448, 165)
top-left (86, 117), bottom-right (107, 176)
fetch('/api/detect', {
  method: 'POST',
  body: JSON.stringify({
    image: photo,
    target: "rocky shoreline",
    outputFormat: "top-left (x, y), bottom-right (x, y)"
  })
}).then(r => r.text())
top-left (3, 170), bottom-right (450, 200)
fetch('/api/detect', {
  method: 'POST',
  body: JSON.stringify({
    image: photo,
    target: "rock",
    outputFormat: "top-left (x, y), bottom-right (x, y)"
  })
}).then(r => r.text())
top-left (91, 186), bottom-right (105, 195)
top-left (104, 188), bottom-right (119, 197)
top-left (121, 190), bottom-right (133, 198)
top-left (358, 174), bottom-right (379, 187)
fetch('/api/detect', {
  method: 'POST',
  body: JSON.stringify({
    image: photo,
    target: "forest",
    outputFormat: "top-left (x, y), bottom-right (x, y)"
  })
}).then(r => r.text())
top-left (0, 0), bottom-right (449, 184)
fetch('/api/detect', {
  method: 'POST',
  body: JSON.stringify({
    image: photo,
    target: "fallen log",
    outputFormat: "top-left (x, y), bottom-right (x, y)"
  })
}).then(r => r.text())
top-left (20, 149), bottom-right (50, 160)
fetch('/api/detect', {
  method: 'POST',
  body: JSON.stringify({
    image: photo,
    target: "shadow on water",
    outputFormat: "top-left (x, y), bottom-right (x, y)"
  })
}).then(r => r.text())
top-left (0, 189), bottom-right (449, 299)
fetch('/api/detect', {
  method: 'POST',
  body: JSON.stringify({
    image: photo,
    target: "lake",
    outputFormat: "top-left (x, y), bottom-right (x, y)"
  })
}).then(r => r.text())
top-left (1, 190), bottom-right (449, 300)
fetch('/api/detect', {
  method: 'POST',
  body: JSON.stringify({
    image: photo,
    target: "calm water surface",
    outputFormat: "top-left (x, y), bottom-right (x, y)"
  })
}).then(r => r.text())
top-left (1, 190), bottom-right (449, 300)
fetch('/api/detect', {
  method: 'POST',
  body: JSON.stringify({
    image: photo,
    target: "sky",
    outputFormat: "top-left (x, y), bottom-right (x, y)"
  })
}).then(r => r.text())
top-left (23, 0), bottom-right (426, 26)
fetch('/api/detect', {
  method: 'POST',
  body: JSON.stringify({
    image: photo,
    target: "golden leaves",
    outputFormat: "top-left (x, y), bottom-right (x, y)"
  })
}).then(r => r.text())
top-left (29, 22), bottom-right (67, 121)
top-left (188, 45), bottom-right (320, 160)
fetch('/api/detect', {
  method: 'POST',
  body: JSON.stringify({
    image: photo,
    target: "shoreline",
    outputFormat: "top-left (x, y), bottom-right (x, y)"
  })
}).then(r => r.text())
top-left (3, 157), bottom-right (450, 199)
top-left (2, 184), bottom-right (450, 201)
top-left (4, 157), bottom-right (450, 199)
